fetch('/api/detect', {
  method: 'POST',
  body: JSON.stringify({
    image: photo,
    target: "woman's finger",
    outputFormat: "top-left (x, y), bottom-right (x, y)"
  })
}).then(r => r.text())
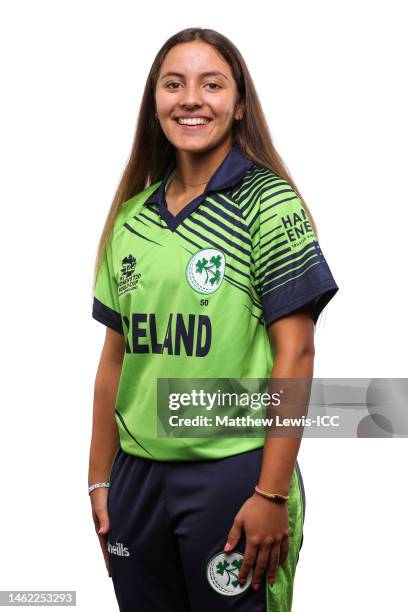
top-left (97, 531), bottom-right (111, 577)
top-left (96, 508), bottom-right (110, 535)
top-left (251, 543), bottom-right (271, 590)
top-left (267, 541), bottom-right (281, 585)
top-left (239, 539), bottom-right (258, 585)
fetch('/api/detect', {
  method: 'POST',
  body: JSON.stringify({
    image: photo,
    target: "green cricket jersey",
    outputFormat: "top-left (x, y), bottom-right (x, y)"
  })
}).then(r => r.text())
top-left (92, 143), bottom-right (339, 460)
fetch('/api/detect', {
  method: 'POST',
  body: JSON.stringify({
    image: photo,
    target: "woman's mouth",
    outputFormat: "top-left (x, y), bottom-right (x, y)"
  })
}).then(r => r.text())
top-left (174, 117), bottom-right (213, 129)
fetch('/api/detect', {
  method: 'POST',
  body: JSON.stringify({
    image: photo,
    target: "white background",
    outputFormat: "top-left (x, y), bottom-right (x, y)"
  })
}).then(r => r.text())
top-left (1, 1), bottom-right (407, 610)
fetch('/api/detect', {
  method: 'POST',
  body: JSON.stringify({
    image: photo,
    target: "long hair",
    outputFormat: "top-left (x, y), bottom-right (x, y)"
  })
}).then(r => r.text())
top-left (92, 27), bottom-right (319, 290)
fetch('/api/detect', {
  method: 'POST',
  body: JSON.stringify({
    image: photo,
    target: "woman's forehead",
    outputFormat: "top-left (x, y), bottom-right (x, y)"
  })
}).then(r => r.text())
top-left (160, 41), bottom-right (231, 76)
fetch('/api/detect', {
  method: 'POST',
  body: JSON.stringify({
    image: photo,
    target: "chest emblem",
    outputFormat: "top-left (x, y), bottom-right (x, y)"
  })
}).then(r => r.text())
top-left (186, 248), bottom-right (226, 294)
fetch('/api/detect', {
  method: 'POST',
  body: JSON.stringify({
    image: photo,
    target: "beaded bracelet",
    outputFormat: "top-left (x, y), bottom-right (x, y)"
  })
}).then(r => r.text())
top-left (254, 485), bottom-right (289, 504)
top-left (88, 482), bottom-right (110, 495)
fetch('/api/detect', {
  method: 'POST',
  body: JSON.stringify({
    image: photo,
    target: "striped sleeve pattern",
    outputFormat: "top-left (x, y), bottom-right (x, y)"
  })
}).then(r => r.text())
top-left (92, 233), bottom-right (123, 334)
top-left (249, 172), bottom-right (339, 326)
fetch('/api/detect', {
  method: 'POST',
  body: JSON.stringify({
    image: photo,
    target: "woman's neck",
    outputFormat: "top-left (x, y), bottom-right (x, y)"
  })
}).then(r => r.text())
top-left (172, 140), bottom-right (233, 193)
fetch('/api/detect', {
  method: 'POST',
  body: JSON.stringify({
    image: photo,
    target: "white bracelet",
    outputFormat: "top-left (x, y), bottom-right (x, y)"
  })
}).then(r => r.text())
top-left (88, 481), bottom-right (110, 495)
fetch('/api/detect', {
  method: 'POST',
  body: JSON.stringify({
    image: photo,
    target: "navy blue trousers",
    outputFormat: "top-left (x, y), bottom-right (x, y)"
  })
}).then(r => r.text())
top-left (107, 446), bottom-right (305, 612)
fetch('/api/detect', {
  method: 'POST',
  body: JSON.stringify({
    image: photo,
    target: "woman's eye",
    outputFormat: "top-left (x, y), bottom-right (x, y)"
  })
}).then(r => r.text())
top-left (165, 81), bottom-right (221, 90)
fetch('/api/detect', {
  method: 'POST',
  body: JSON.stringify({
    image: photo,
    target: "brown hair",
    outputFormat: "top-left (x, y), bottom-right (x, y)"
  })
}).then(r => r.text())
top-left (92, 27), bottom-right (319, 290)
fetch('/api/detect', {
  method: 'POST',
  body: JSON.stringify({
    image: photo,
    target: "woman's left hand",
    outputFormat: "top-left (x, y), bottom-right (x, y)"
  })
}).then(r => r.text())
top-left (224, 494), bottom-right (290, 589)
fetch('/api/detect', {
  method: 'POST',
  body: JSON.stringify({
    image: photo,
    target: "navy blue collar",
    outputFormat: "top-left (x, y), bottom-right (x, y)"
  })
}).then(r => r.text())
top-left (144, 143), bottom-right (254, 231)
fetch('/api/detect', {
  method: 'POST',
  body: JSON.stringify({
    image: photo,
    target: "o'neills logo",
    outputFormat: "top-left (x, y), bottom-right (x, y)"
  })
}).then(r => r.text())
top-left (107, 541), bottom-right (130, 557)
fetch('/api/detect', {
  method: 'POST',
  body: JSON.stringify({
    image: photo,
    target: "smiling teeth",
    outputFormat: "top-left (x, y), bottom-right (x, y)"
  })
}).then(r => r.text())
top-left (178, 118), bottom-right (210, 125)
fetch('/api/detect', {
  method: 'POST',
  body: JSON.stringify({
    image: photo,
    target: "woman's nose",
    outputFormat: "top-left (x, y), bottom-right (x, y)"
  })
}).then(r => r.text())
top-left (179, 83), bottom-right (203, 107)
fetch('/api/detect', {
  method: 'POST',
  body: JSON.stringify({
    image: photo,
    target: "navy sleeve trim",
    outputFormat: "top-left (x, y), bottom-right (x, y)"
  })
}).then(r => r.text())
top-left (263, 279), bottom-right (339, 327)
top-left (92, 296), bottom-right (123, 334)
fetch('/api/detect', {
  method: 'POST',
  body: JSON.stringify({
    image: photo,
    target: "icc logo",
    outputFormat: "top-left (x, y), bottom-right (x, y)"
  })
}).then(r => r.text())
top-left (120, 254), bottom-right (137, 280)
top-left (118, 254), bottom-right (140, 296)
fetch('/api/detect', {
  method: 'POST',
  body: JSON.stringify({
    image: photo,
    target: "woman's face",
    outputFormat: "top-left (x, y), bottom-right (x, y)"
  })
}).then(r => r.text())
top-left (155, 41), bottom-right (243, 154)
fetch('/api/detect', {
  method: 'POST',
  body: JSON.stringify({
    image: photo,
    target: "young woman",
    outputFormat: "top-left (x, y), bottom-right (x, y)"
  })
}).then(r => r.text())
top-left (88, 27), bottom-right (339, 611)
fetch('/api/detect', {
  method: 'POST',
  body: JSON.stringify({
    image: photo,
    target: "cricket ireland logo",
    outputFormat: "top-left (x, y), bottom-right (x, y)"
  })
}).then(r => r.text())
top-left (206, 551), bottom-right (252, 596)
top-left (186, 248), bottom-right (226, 294)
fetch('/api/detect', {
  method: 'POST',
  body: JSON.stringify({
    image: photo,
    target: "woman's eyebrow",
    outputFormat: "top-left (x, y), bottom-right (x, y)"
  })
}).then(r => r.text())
top-left (159, 70), bottom-right (229, 81)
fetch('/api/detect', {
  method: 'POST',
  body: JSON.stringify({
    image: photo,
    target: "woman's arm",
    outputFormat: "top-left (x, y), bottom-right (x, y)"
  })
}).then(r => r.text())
top-left (224, 304), bottom-right (315, 590)
top-left (257, 304), bottom-right (315, 496)
top-left (88, 327), bottom-right (125, 486)
top-left (88, 327), bottom-right (125, 577)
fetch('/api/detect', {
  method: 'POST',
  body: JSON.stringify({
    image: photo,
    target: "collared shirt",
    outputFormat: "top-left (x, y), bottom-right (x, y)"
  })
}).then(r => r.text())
top-left (144, 143), bottom-right (254, 231)
top-left (92, 143), bottom-right (339, 461)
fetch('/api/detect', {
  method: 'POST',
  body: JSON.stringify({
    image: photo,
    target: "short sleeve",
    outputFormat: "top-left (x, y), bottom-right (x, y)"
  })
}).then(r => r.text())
top-left (92, 233), bottom-right (123, 334)
top-left (252, 178), bottom-right (339, 327)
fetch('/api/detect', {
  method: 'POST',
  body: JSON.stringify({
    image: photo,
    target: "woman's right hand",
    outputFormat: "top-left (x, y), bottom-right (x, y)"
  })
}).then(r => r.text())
top-left (90, 488), bottom-right (111, 577)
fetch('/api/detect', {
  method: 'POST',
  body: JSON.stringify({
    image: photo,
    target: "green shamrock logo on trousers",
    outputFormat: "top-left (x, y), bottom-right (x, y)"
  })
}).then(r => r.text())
top-left (206, 551), bottom-right (252, 596)
top-left (215, 557), bottom-right (245, 588)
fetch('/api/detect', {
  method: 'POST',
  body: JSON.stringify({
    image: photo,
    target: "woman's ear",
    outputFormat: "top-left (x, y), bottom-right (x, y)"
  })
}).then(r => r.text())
top-left (234, 100), bottom-right (245, 121)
